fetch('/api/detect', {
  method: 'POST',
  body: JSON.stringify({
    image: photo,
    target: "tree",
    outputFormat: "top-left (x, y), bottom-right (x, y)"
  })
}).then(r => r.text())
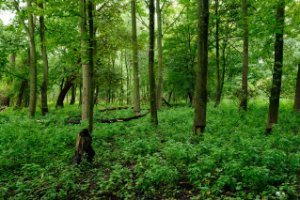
top-left (214, 0), bottom-right (221, 107)
top-left (240, 0), bottom-right (249, 110)
top-left (266, 0), bottom-right (285, 132)
top-left (193, 0), bottom-right (209, 134)
top-left (131, 0), bottom-right (141, 115)
top-left (156, 0), bottom-right (164, 109)
top-left (294, 63), bottom-right (300, 111)
top-left (149, 0), bottom-right (158, 126)
top-left (39, 1), bottom-right (49, 115)
top-left (80, 0), bottom-right (94, 132)
top-left (27, 0), bottom-right (37, 117)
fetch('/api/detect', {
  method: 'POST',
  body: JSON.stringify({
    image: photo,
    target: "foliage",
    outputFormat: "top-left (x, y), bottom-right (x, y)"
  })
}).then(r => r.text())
top-left (1, 101), bottom-right (300, 199)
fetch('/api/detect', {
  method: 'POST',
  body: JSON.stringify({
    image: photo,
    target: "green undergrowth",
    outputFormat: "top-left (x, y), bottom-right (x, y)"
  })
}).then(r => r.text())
top-left (1, 101), bottom-right (300, 199)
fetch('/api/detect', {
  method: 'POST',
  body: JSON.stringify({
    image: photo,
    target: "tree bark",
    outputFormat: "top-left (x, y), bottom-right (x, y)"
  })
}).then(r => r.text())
top-left (27, 0), bottom-right (37, 117)
top-left (294, 64), bottom-right (300, 111)
top-left (80, 0), bottom-right (94, 132)
top-left (56, 75), bottom-right (76, 108)
top-left (16, 80), bottom-right (28, 108)
top-left (193, 0), bottom-right (209, 134)
top-left (131, 0), bottom-right (141, 115)
top-left (240, 0), bottom-right (249, 111)
top-left (87, 0), bottom-right (95, 132)
top-left (156, 0), bottom-right (164, 110)
top-left (124, 49), bottom-right (130, 105)
top-left (149, 0), bottom-right (158, 126)
top-left (266, 0), bottom-right (285, 132)
top-left (70, 84), bottom-right (76, 105)
top-left (39, 2), bottom-right (49, 115)
top-left (214, 0), bottom-right (221, 107)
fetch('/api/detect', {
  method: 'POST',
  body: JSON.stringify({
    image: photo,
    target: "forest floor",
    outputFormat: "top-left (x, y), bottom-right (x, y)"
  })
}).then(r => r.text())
top-left (1, 100), bottom-right (300, 199)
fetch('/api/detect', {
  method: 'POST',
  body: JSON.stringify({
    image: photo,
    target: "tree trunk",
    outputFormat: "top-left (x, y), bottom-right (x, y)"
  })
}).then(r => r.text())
top-left (149, 0), bottom-right (158, 126)
top-left (39, 2), bottom-right (49, 115)
top-left (80, 0), bottom-right (94, 132)
top-left (214, 0), bottom-right (221, 107)
top-left (56, 75), bottom-right (76, 108)
top-left (87, 0), bottom-right (95, 132)
top-left (27, 0), bottom-right (37, 117)
top-left (193, 0), bottom-right (209, 134)
top-left (16, 80), bottom-right (28, 108)
top-left (124, 49), bottom-right (130, 105)
top-left (79, 83), bottom-right (83, 106)
top-left (131, 0), bottom-right (141, 115)
top-left (294, 64), bottom-right (300, 111)
top-left (266, 0), bottom-right (285, 132)
top-left (70, 84), bottom-right (76, 105)
top-left (240, 0), bottom-right (249, 111)
top-left (156, 0), bottom-right (164, 110)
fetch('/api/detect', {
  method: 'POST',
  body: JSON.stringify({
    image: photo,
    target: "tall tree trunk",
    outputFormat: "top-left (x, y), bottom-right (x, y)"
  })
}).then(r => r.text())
top-left (266, 0), bottom-right (285, 132)
top-left (294, 64), bottom-right (300, 111)
top-left (79, 83), bottom-right (83, 106)
top-left (70, 84), bottom-right (76, 105)
top-left (240, 0), bottom-right (249, 110)
top-left (149, 0), bottom-right (158, 126)
top-left (156, 0), bottom-right (164, 110)
top-left (27, 0), bottom-right (37, 117)
top-left (39, 2), bottom-right (49, 115)
top-left (214, 0), bottom-right (221, 107)
top-left (87, 0), bottom-right (94, 132)
top-left (193, 0), bottom-right (209, 134)
top-left (16, 80), bottom-right (28, 108)
top-left (131, 0), bottom-right (141, 115)
top-left (125, 49), bottom-right (130, 105)
top-left (56, 75), bottom-right (76, 108)
top-left (80, 0), bottom-right (94, 132)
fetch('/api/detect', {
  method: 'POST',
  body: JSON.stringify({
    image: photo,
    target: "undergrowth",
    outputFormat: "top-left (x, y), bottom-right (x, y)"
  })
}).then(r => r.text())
top-left (0, 101), bottom-right (300, 199)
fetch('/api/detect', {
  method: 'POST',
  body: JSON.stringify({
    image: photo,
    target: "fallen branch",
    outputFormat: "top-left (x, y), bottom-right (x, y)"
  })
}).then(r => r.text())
top-left (99, 106), bottom-right (130, 112)
top-left (65, 112), bottom-right (149, 125)
top-left (96, 112), bottom-right (149, 123)
top-left (162, 98), bottom-right (172, 108)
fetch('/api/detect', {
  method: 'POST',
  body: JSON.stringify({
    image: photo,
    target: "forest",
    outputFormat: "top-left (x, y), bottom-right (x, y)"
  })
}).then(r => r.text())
top-left (0, 0), bottom-right (300, 199)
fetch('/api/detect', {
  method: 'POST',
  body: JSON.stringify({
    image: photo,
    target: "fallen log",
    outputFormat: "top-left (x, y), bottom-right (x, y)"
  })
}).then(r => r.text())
top-left (65, 112), bottom-right (149, 125)
top-left (99, 106), bottom-right (130, 112)
top-left (96, 112), bottom-right (149, 123)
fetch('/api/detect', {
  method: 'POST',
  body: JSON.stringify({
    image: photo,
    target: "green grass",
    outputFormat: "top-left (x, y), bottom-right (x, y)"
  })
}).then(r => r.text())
top-left (1, 101), bottom-right (300, 199)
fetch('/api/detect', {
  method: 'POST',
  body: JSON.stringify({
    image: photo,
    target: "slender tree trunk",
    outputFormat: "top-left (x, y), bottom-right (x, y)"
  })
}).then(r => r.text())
top-left (16, 80), bottom-right (28, 108)
top-left (294, 64), bottom-right (300, 111)
top-left (125, 49), bottom-right (130, 105)
top-left (56, 76), bottom-right (76, 108)
top-left (70, 84), bottom-right (76, 105)
top-left (240, 0), bottom-right (249, 110)
top-left (131, 0), bottom-right (141, 115)
top-left (193, 0), bottom-right (209, 134)
top-left (39, 2), bottom-right (49, 115)
top-left (27, 0), bottom-right (37, 117)
top-left (156, 0), bottom-right (164, 110)
top-left (80, 0), bottom-right (94, 132)
top-left (87, 0), bottom-right (94, 132)
top-left (215, 0), bottom-right (221, 107)
top-left (149, 0), bottom-right (158, 125)
top-left (79, 83), bottom-right (82, 106)
top-left (266, 0), bottom-right (285, 132)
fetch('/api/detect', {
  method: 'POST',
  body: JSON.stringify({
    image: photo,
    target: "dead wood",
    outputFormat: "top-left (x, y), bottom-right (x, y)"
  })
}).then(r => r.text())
top-left (66, 112), bottom-right (149, 124)
top-left (99, 106), bottom-right (130, 112)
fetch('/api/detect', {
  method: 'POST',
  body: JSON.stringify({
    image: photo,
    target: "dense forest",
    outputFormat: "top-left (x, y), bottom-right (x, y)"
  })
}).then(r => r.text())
top-left (0, 0), bottom-right (300, 199)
